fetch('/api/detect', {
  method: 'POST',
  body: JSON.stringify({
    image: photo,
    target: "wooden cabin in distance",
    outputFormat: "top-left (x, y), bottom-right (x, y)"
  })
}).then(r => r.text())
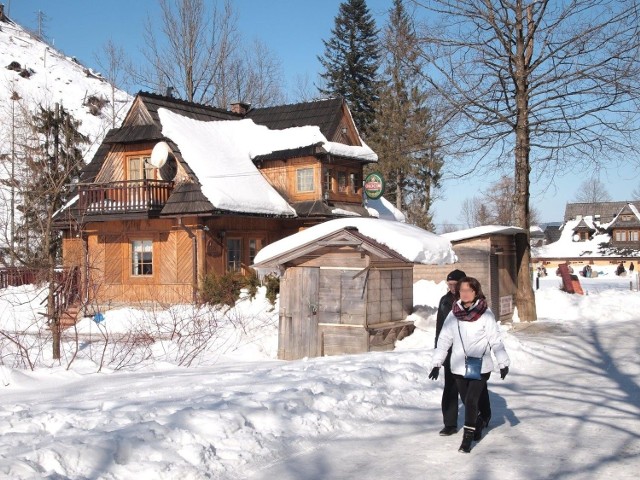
top-left (253, 218), bottom-right (456, 360)
top-left (53, 92), bottom-right (378, 311)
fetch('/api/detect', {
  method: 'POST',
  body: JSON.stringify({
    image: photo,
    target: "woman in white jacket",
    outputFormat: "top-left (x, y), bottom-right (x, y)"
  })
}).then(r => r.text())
top-left (429, 277), bottom-right (510, 453)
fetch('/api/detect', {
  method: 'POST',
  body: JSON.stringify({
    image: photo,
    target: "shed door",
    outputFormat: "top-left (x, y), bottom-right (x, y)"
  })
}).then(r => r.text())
top-left (281, 267), bottom-right (319, 360)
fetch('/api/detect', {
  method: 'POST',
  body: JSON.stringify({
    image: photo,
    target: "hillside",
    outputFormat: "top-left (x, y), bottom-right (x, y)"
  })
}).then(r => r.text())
top-left (0, 12), bottom-right (131, 162)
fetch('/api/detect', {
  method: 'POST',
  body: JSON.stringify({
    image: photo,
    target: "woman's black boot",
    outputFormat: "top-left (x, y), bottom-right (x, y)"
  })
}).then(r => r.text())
top-left (459, 427), bottom-right (474, 453)
top-left (474, 414), bottom-right (485, 441)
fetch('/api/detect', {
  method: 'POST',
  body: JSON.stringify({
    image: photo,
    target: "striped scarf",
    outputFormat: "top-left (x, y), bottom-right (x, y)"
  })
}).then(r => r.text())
top-left (452, 298), bottom-right (488, 322)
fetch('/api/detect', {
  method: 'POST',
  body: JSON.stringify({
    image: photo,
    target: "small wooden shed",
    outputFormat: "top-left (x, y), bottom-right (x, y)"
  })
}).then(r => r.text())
top-left (253, 227), bottom-right (415, 360)
top-left (414, 226), bottom-right (524, 323)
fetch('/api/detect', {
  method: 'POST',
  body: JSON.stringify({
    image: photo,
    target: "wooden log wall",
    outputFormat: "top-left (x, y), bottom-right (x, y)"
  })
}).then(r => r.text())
top-left (83, 218), bottom-right (197, 306)
top-left (366, 268), bottom-right (413, 325)
top-left (260, 156), bottom-right (322, 202)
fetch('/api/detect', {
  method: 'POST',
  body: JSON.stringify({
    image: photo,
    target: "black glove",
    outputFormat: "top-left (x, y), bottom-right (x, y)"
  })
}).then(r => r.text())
top-left (428, 367), bottom-right (439, 380)
top-left (500, 366), bottom-right (509, 380)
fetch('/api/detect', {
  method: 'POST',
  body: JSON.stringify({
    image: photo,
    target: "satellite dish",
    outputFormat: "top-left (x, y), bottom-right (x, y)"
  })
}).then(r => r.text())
top-left (159, 156), bottom-right (178, 181)
top-left (149, 141), bottom-right (171, 168)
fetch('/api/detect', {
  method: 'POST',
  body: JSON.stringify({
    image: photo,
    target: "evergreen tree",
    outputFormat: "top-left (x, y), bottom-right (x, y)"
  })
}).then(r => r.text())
top-left (366, 0), bottom-right (443, 231)
top-left (318, 0), bottom-right (380, 134)
top-left (16, 104), bottom-right (87, 267)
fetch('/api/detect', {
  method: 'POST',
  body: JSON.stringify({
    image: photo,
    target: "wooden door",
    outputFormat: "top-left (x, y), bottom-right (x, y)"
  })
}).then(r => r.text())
top-left (279, 267), bottom-right (319, 360)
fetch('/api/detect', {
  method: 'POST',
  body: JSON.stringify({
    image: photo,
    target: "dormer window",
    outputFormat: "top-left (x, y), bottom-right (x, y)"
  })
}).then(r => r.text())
top-left (296, 168), bottom-right (314, 192)
top-left (622, 215), bottom-right (632, 222)
top-left (128, 156), bottom-right (155, 180)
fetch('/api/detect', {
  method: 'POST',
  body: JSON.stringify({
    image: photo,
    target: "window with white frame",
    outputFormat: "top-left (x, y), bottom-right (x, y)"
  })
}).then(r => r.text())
top-left (631, 231), bottom-right (639, 242)
top-left (128, 156), bottom-right (154, 181)
top-left (616, 231), bottom-right (627, 242)
top-left (296, 168), bottom-right (314, 192)
top-left (132, 240), bottom-right (153, 275)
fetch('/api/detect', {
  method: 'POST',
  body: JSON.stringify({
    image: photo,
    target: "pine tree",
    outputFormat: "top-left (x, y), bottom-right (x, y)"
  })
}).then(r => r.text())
top-left (318, 0), bottom-right (380, 134)
top-left (17, 104), bottom-right (87, 266)
top-left (14, 103), bottom-right (88, 360)
top-left (366, 0), bottom-right (443, 231)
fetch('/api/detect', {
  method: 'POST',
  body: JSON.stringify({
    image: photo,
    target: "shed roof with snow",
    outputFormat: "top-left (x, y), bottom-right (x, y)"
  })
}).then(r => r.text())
top-left (253, 218), bottom-right (456, 270)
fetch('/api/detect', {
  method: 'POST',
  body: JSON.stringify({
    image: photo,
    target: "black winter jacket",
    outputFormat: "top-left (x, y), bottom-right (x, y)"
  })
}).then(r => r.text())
top-left (435, 291), bottom-right (455, 347)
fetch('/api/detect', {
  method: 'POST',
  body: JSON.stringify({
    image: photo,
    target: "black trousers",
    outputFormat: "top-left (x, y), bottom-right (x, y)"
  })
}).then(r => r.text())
top-left (454, 372), bottom-right (492, 429)
top-left (442, 355), bottom-right (491, 428)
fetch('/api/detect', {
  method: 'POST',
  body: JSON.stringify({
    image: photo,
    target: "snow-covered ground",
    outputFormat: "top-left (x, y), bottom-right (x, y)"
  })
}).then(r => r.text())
top-left (1, 278), bottom-right (639, 479)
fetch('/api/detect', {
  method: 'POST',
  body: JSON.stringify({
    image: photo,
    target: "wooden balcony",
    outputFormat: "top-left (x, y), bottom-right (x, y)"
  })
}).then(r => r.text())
top-left (77, 180), bottom-right (174, 217)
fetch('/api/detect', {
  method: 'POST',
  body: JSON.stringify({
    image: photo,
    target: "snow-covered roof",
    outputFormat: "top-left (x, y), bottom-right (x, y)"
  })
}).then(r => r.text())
top-left (159, 109), bottom-right (299, 216)
top-left (442, 225), bottom-right (525, 243)
top-left (253, 218), bottom-right (456, 267)
top-left (365, 197), bottom-right (406, 222)
top-left (532, 216), bottom-right (613, 258)
top-left (158, 108), bottom-right (378, 217)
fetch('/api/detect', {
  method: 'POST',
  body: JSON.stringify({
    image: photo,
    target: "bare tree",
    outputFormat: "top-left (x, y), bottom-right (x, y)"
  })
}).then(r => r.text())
top-left (631, 183), bottom-right (640, 200)
top-left (94, 39), bottom-right (132, 128)
top-left (292, 73), bottom-right (321, 103)
top-left (459, 176), bottom-right (541, 227)
top-left (223, 39), bottom-right (287, 108)
top-left (136, 0), bottom-right (285, 108)
top-left (137, 0), bottom-right (238, 104)
top-left (573, 178), bottom-right (612, 204)
top-left (415, 0), bottom-right (640, 321)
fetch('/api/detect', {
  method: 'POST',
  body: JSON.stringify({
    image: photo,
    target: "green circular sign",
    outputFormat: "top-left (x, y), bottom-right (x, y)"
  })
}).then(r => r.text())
top-left (364, 172), bottom-right (385, 200)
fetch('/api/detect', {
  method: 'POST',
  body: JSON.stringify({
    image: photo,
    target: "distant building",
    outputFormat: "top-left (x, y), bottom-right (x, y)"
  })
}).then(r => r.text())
top-left (563, 201), bottom-right (640, 225)
top-left (607, 203), bottom-right (640, 248)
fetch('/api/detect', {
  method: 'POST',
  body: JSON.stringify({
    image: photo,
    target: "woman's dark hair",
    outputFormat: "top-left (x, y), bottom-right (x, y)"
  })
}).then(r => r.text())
top-left (455, 276), bottom-right (486, 301)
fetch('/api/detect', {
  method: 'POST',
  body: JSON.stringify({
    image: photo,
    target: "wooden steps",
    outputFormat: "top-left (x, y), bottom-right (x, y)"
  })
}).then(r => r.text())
top-left (59, 304), bottom-right (81, 329)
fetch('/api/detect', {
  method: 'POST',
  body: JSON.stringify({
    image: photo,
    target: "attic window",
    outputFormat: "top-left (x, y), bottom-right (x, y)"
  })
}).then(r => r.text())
top-left (296, 168), bottom-right (314, 192)
top-left (621, 215), bottom-right (632, 222)
top-left (128, 156), bottom-right (155, 181)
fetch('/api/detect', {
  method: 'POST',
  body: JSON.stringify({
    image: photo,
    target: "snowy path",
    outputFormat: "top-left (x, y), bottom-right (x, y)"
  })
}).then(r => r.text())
top-left (1, 306), bottom-right (639, 478)
top-left (244, 320), bottom-right (640, 480)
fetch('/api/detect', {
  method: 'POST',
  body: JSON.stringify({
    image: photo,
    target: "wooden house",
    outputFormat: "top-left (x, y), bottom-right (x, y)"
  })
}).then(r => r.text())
top-left (252, 225), bottom-right (417, 360)
top-left (54, 92), bottom-right (378, 310)
top-left (608, 203), bottom-right (640, 248)
top-left (414, 226), bottom-right (525, 323)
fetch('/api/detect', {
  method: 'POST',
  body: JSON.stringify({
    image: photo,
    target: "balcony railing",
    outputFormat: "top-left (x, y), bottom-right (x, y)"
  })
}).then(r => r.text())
top-left (77, 180), bottom-right (174, 216)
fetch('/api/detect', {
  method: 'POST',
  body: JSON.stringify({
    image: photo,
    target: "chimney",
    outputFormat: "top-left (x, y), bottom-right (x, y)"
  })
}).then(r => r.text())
top-left (165, 86), bottom-right (174, 98)
top-left (230, 101), bottom-right (251, 115)
top-left (0, 4), bottom-right (6, 22)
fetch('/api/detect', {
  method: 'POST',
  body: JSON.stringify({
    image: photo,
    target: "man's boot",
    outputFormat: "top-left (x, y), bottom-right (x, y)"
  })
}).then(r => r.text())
top-left (459, 427), bottom-right (475, 453)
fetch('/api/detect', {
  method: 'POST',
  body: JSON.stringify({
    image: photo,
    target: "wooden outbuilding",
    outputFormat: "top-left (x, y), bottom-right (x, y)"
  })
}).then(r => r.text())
top-left (414, 226), bottom-right (525, 323)
top-left (253, 226), bottom-right (416, 360)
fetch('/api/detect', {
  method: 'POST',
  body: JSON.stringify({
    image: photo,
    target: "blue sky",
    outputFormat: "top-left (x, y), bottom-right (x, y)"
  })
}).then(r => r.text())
top-left (6, 0), bottom-right (640, 228)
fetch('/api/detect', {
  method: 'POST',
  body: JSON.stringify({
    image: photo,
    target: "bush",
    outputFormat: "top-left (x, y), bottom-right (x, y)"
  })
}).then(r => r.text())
top-left (264, 274), bottom-right (280, 306)
top-left (245, 269), bottom-right (260, 300)
top-left (199, 271), bottom-right (245, 307)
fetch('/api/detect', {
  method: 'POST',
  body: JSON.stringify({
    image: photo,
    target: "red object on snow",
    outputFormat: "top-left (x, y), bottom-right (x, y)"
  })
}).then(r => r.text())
top-left (558, 263), bottom-right (583, 295)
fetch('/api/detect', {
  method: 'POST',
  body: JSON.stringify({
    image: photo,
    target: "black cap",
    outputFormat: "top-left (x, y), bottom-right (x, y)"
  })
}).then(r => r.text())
top-left (446, 269), bottom-right (466, 282)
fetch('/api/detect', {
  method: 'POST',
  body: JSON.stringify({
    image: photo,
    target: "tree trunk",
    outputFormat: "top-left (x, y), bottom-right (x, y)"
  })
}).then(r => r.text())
top-left (513, 2), bottom-right (537, 321)
top-left (50, 102), bottom-right (62, 357)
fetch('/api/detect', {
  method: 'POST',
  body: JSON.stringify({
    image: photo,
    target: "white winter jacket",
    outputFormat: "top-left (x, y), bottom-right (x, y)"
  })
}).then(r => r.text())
top-left (431, 300), bottom-right (510, 376)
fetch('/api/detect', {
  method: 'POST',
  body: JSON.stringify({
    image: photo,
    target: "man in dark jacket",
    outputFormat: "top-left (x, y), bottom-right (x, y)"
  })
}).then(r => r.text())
top-left (435, 269), bottom-right (491, 435)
